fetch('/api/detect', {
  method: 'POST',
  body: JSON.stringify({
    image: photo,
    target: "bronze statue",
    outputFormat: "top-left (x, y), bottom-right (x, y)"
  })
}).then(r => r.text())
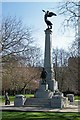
top-left (42, 10), bottom-right (57, 29)
top-left (40, 67), bottom-right (47, 84)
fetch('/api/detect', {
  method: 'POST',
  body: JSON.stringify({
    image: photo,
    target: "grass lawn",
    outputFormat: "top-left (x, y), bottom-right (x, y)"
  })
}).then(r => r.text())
top-left (0, 94), bottom-right (34, 103)
top-left (2, 112), bottom-right (80, 120)
top-left (0, 94), bottom-right (80, 103)
top-left (75, 96), bottom-right (80, 100)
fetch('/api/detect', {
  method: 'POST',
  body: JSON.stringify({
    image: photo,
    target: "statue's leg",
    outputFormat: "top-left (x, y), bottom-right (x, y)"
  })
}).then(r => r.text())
top-left (42, 79), bottom-right (46, 84)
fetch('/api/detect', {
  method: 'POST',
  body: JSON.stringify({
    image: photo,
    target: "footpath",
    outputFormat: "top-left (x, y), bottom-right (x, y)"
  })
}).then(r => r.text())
top-left (0, 101), bottom-right (80, 112)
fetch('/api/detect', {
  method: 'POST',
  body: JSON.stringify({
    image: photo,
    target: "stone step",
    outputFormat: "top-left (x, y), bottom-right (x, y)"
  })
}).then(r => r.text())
top-left (24, 98), bottom-right (51, 107)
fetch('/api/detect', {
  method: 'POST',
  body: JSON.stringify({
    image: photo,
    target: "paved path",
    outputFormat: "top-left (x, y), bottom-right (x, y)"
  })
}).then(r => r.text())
top-left (0, 102), bottom-right (80, 112)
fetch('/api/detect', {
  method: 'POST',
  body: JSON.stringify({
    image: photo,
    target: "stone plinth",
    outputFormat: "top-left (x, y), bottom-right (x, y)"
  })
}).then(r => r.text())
top-left (24, 98), bottom-right (51, 107)
top-left (14, 95), bottom-right (25, 107)
top-left (67, 94), bottom-right (74, 102)
top-left (51, 95), bottom-right (65, 108)
top-left (38, 81), bottom-right (48, 91)
top-left (35, 82), bottom-right (53, 98)
top-left (35, 89), bottom-right (53, 98)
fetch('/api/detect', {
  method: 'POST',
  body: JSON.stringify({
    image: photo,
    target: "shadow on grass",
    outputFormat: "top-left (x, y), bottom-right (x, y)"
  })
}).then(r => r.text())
top-left (2, 112), bottom-right (80, 120)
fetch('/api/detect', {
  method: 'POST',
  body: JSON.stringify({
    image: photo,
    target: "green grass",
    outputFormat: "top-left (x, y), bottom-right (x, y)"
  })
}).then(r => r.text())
top-left (0, 95), bottom-right (80, 103)
top-left (75, 96), bottom-right (80, 100)
top-left (2, 112), bottom-right (80, 120)
top-left (24, 94), bottom-right (34, 98)
top-left (0, 94), bottom-right (34, 103)
top-left (0, 95), bottom-right (15, 103)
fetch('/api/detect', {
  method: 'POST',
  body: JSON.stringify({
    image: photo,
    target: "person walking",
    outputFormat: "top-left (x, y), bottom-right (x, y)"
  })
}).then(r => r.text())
top-left (5, 92), bottom-right (10, 105)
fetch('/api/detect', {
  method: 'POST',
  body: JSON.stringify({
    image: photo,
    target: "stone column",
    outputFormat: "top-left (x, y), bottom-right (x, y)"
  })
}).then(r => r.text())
top-left (78, 1), bottom-right (80, 56)
top-left (44, 29), bottom-right (57, 92)
top-left (78, 1), bottom-right (80, 95)
top-left (78, 1), bottom-right (80, 38)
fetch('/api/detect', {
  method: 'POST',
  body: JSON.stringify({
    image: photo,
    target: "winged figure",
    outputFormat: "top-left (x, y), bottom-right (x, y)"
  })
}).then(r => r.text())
top-left (42, 10), bottom-right (57, 29)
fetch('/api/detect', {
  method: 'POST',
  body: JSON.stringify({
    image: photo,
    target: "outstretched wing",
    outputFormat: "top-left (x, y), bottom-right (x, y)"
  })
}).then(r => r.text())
top-left (42, 10), bottom-right (45, 12)
top-left (48, 12), bottom-right (57, 17)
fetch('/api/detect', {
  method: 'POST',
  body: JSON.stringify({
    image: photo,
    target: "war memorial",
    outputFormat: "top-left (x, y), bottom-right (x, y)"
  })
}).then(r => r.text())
top-left (1, 10), bottom-right (79, 112)
top-left (24, 10), bottom-right (69, 108)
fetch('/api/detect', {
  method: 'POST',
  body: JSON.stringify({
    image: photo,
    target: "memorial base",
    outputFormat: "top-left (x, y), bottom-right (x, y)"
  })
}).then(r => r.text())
top-left (24, 98), bottom-right (51, 107)
top-left (24, 81), bottom-right (68, 108)
top-left (35, 82), bottom-right (53, 98)
top-left (24, 82), bottom-right (53, 107)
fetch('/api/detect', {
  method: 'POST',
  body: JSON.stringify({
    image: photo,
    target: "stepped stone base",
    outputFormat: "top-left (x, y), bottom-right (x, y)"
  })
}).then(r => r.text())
top-left (24, 81), bottom-right (68, 108)
top-left (24, 98), bottom-right (51, 107)
top-left (24, 83), bottom-right (53, 107)
top-left (24, 95), bottom-right (68, 108)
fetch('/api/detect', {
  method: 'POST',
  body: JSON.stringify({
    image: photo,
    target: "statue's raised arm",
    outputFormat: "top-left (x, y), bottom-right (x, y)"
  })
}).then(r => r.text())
top-left (42, 10), bottom-right (57, 29)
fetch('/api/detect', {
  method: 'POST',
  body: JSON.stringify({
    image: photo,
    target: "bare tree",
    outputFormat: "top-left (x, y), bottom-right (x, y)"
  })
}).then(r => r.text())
top-left (52, 2), bottom-right (80, 93)
top-left (56, 1), bottom-right (80, 56)
top-left (2, 60), bottom-right (41, 94)
top-left (57, 1), bottom-right (79, 30)
top-left (52, 48), bottom-right (69, 90)
top-left (0, 16), bottom-right (43, 66)
top-left (1, 16), bottom-right (34, 60)
top-left (1, 16), bottom-right (43, 94)
top-left (53, 48), bottom-right (69, 67)
top-left (21, 46), bottom-right (43, 67)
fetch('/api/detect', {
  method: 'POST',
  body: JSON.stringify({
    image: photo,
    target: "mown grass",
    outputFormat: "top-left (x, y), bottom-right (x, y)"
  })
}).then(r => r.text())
top-left (0, 95), bottom-right (80, 103)
top-left (0, 94), bottom-right (34, 103)
top-left (75, 96), bottom-right (80, 100)
top-left (2, 112), bottom-right (80, 120)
